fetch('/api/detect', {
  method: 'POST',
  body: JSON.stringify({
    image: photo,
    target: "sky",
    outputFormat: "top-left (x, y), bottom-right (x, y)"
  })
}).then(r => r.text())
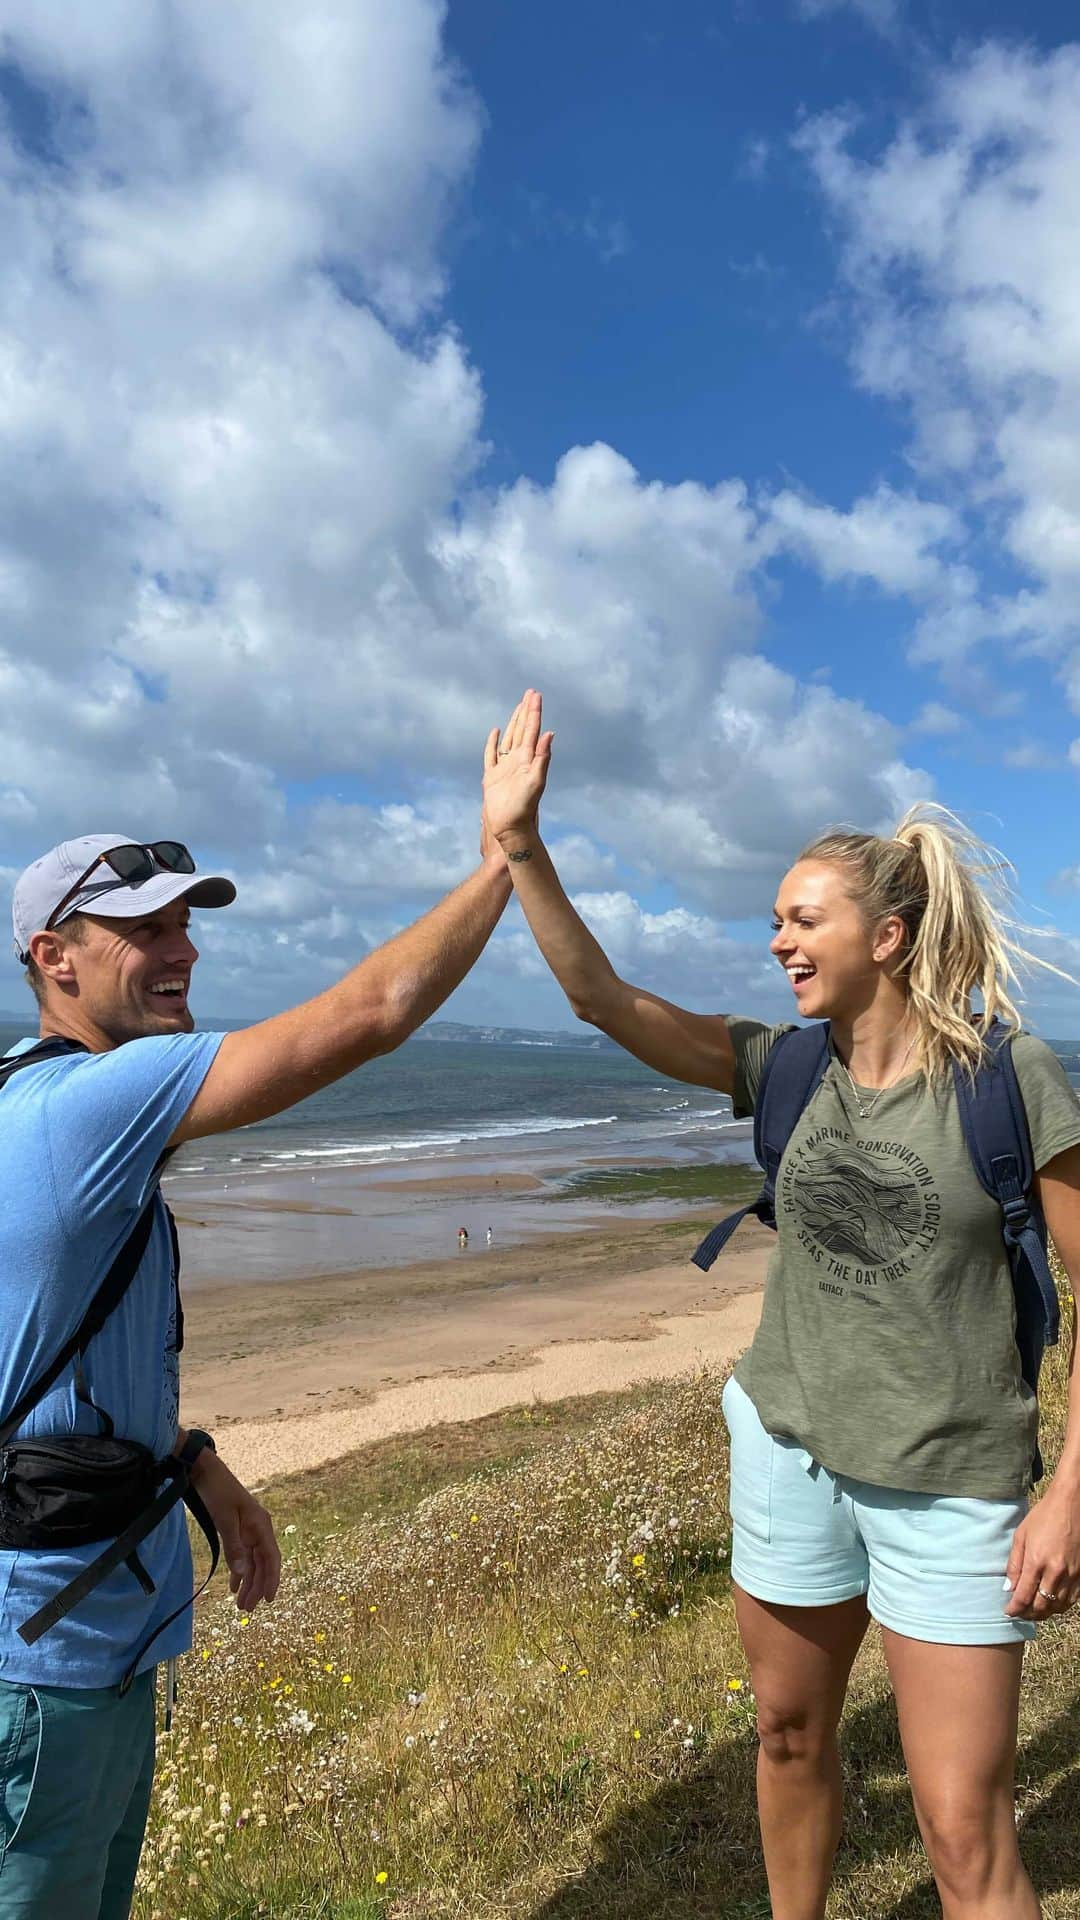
top-left (2, 0), bottom-right (1080, 1034)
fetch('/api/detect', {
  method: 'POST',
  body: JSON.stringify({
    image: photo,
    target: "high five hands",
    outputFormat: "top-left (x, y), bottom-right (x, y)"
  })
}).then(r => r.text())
top-left (482, 689), bottom-right (554, 855)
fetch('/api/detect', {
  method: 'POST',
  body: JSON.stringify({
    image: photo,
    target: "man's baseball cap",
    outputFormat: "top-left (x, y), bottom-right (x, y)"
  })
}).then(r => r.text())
top-left (12, 834), bottom-right (237, 964)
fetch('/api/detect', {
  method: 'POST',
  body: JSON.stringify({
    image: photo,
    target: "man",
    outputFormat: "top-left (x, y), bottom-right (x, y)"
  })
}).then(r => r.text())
top-left (1, 824), bottom-right (513, 1916)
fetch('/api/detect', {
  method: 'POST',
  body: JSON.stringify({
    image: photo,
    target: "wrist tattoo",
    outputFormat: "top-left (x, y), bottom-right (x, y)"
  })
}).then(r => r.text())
top-left (508, 847), bottom-right (533, 864)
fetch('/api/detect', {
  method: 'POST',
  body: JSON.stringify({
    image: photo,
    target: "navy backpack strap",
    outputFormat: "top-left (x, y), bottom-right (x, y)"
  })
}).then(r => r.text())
top-left (0, 1037), bottom-right (160, 1449)
top-left (692, 1025), bottom-right (831, 1271)
top-left (690, 1198), bottom-right (767, 1274)
top-left (0, 1200), bottom-right (158, 1450)
top-left (753, 1024), bottom-right (832, 1186)
top-left (953, 1020), bottom-right (1059, 1484)
top-left (951, 1021), bottom-right (1060, 1351)
top-left (0, 1036), bottom-right (87, 1091)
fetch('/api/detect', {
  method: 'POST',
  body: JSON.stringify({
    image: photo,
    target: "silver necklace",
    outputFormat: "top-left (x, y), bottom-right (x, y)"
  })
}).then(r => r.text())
top-left (841, 1032), bottom-right (917, 1121)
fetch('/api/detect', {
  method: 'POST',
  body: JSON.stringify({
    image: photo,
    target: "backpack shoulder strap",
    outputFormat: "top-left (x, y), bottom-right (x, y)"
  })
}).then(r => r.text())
top-left (754, 1024), bottom-right (832, 1183)
top-left (0, 1036), bottom-right (88, 1090)
top-left (0, 1199), bottom-right (158, 1449)
top-left (692, 1023), bottom-right (831, 1272)
top-left (0, 1039), bottom-right (160, 1447)
top-left (951, 1019), bottom-right (1060, 1350)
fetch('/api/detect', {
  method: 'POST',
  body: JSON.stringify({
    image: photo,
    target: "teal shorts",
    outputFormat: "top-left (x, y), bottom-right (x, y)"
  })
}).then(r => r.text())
top-left (0, 1670), bottom-right (156, 1919)
top-left (722, 1376), bottom-right (1035, 1647)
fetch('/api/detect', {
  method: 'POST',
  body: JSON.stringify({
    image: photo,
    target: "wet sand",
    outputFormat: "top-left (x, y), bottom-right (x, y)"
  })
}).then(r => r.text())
top-left (166, 1157), bottom-right (688, 1285)
top-left (178, 1198), bottom-right (771, 1486)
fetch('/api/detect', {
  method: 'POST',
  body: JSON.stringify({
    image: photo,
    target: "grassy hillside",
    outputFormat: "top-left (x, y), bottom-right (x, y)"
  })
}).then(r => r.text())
top-left (136, 1274), bottom-right (1080, 1920)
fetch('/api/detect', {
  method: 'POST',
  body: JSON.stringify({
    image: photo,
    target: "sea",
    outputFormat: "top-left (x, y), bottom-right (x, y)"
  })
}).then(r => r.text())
top-left (0, 1021), bottom-right (752, 1182)
top-left (4, 1022), bottom-right (1078, 1282)
top-left (3, 1021), bottom-right (1079, 1185)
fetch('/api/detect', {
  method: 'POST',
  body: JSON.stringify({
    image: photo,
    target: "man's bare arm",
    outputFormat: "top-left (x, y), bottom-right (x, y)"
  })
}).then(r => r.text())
top-left (170, 856), bottom-right (512, 1143)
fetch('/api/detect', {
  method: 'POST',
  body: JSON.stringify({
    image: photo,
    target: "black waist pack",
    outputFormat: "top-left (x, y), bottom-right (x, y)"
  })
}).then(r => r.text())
top-left (0, 1433), bottom-right (161, 1549)
top-left (0, 1038), bottom-right (219, 1686)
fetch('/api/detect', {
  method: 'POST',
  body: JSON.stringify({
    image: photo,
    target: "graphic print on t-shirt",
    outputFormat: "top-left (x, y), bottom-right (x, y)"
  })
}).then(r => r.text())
top-left (780, 1121), bottom-right (942, 1300)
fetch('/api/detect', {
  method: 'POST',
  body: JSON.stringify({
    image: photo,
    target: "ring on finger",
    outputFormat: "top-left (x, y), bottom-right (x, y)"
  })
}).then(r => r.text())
top-left (1037, 1586), bottom-right (1062, 1603)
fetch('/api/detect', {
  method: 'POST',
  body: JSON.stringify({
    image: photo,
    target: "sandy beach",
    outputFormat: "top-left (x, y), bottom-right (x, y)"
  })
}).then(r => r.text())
top-left (177, 1173), bottom-right (770, 1486)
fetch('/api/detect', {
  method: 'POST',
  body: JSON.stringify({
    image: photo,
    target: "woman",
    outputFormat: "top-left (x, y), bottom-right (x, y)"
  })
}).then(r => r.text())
top-left (482, 690), bottom-right (1080, 1920)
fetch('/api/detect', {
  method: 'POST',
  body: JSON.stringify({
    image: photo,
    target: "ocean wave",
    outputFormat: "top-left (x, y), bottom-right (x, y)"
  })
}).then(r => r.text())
top-left (275, 1115), bottom-right (619, 1157)
top-left (166, 1112), bottom-right (625, 1176)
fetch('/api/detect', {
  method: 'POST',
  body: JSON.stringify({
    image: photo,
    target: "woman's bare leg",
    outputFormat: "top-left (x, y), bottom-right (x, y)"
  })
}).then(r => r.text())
top-left (735, 1585), bottom-right (870, 1920)
top-left (883, 1631), bottom-right (1039, 1919)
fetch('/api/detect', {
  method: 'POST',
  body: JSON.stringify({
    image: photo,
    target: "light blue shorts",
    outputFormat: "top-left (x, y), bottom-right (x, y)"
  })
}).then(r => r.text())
top-left (722, 1376), bottom-right (1035, 1647)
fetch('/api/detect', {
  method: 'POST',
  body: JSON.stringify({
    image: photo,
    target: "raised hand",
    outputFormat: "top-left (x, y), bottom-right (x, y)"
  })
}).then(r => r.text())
top-left (482, 688), bottom-right (554, 849)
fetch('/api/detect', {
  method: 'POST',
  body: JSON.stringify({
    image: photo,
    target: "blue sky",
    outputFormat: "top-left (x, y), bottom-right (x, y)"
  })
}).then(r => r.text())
top-left (1, 0), bottom-right (1079, 1032)
top-left (444, 0), bottom-right (1080, 913)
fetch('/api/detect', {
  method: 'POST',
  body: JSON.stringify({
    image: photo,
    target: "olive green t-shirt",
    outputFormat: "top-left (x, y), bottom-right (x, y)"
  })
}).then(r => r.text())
top-left (727, 1019), bottom-right (1080, 1499)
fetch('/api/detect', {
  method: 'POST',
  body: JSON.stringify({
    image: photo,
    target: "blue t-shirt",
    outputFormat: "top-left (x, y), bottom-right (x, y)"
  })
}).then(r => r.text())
top-left (0, 1031), bottom-right (223, 1686)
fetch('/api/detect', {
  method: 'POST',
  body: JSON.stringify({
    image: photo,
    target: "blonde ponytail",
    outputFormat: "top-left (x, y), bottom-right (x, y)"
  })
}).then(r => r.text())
top-left (799, 804), bottom-right (1075, 1081)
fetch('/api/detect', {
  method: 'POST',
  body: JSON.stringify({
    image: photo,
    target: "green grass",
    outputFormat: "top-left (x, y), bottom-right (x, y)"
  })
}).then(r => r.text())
top-left (551, 1163), bottom-right (762, 1206)
top-left (136, 1261), bottom-right (1080, 1920)
top-left (255, 1384), bottom-right (686, 1549)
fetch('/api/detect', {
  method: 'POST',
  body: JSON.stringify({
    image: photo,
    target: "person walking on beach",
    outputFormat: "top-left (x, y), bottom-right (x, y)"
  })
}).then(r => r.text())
top-left (1, 822), bottom-right (514, 1919)
top-left (458, 1225), bottom-right (469, 1250)
top-left (482, 692), bottom-right (1080, 1920)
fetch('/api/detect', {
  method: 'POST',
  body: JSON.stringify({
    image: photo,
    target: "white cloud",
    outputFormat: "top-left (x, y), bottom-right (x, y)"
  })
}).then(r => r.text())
top-left (489, 888), bottom-right (785, 1018)
top-left (911, 701), bottom-right (966, 736)
top-left (0, 0), bottom-right (480, 323)
top-left (544, 835), bottom-right (618, 890)
top-left (0, 0), bottom-right (951, 1017)
top-left (1001, 741), bottom-right (1060, 772)
top-left (536, 654), bottom-right (931, 917)
top-left (797, 43), bottom-right (1080, 707)
top-left (767, 484), bottom-right (958, 595)
top-left (0, 0), bottom-right (489, 818)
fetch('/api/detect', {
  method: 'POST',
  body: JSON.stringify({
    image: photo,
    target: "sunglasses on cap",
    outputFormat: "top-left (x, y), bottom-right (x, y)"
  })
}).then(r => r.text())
top-left (47, 841), bottom-right (197, 931)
